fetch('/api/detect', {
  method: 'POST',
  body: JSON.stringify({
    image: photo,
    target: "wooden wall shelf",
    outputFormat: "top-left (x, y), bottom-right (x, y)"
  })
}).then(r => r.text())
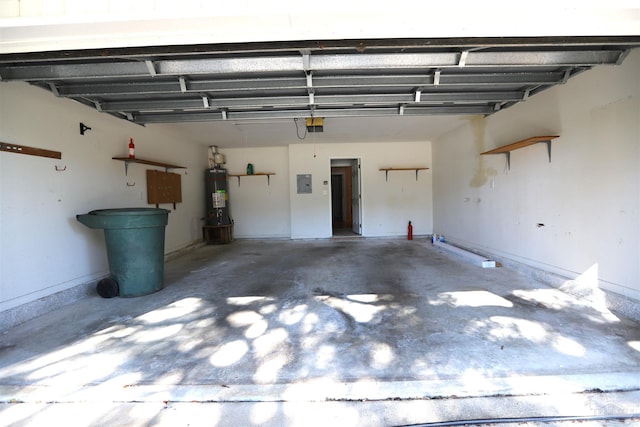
top-left (379, 167), bottom-right (429, 181)
top-left (112, 157), bottom-right (186, 175)
top-left (480, 135), bottom-right (559, 170)
top-left (1, 141), bottom-right (61, 160)
top-left (228, 172), bottom-right (275, 186)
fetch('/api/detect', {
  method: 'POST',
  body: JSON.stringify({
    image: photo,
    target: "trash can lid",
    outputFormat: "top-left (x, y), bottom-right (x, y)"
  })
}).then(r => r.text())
top-left (88, 208), bottom-right (170, 216)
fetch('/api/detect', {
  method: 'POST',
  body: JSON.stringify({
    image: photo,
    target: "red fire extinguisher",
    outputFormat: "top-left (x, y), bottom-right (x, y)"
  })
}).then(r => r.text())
top-left (408, 221), bottom-right (413, 240)
top-left (128, 137), bottom-right (135, 158)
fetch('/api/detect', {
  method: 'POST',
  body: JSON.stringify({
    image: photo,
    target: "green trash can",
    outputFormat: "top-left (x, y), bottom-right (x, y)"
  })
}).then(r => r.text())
top-left (76, 208), bottom-right (170, 297)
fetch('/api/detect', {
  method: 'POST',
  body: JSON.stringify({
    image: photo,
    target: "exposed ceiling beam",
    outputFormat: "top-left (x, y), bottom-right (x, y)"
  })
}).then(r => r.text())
top-left (49, 71), bottom-right (574, 97)
top-left (97, 91), bottom-right (526, 113)
top-left (0, 37), bottom-right (637, 125)
top-left (1, 50), bottom-right (625, 81)
top-left (2, 36), bottom-right (638, 63)
top-left (134, 105), bottom-right (496, 123)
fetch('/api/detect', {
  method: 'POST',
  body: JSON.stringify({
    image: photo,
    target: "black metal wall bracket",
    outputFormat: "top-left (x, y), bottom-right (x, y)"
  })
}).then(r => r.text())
top-left (80, 122), bottom-right (92, 135)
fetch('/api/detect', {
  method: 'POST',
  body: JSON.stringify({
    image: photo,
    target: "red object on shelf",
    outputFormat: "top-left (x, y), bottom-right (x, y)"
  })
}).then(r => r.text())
top-left (408, 221), bottom-right (413, 240)
top-left (128, 138), bottom-right (135, 158)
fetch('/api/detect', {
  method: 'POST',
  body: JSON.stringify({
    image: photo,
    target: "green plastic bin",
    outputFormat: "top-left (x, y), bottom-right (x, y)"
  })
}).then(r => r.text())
top-left (76, 208), bottom-right (170, 297)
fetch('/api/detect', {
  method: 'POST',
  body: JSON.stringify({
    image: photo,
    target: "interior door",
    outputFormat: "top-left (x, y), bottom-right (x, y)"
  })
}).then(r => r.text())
top-left (351, 159), bottom-right (362, 235)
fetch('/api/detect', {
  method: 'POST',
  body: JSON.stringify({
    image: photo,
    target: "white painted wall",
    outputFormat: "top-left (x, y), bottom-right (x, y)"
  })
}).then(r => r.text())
top-left (0, 82), bottom-right (206, 312)
top-left (433, 49), bottom-right (640, 301)
top-left (289, 141), bottom-right (432, 239)
top-left (217, 141), bottom-right (432, 240)
top-left (220, 146), bottom-right (291, 239)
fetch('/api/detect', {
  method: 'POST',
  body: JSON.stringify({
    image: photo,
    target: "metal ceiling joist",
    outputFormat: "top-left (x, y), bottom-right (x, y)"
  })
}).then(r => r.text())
top-left (2, 61), bottom-right (148, 81)
top-left (466, 50), bottom-right (625, 66)
top-left (48, 70), bottom-right (580, 97)
top-left (458, 51), bottom-right (469, 67)
top-left (53, 80), bottom-right (182, 96)
top-left (159, 56), bottom-right (304, 75)
top-left (98, 90), bottom-right (525, 113)
top-left (145, 60), bottom-right (157, 77)
top-left (47, 82), bottom-right (59, 96)
top-left (1, 37), bottom-right (637, 124)
top-left (179, 77), bottom-right (188, 92)
top-left (48, 71), bottom-right (569, 99)
top-left (1, 36), bottom-right (637, 64)
top-left (135, 104), bottom-right (496, 123)
top-left (1, 50), bottom-right (625, 82)
top-left (433, 69), bottom-right (441, 86)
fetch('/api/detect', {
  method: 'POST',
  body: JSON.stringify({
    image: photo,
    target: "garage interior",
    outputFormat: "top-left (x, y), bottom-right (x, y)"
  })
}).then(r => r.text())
top-left (1, 5), bottom-right (640, 426)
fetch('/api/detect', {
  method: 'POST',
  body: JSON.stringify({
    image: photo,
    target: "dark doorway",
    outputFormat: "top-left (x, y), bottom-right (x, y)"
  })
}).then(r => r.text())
top-left (331, 166), bottom-right (352, 230)
top-left (331, 158), bottom-right (361, 237)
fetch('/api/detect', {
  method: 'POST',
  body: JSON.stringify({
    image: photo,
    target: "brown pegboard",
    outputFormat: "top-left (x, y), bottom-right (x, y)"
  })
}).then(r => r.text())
top-left (146, 169), bottom-right (182, 209)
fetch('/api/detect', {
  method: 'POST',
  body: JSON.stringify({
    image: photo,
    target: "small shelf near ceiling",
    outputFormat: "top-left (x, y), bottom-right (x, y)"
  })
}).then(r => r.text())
top-left (228, 172), bottom-right (275, 186)
top-left (480, 135), bottom-right (559, 170)
top-left (112, 157), bottom-right (186, 175)
top-left (379, 167), bottom-right (429, 181)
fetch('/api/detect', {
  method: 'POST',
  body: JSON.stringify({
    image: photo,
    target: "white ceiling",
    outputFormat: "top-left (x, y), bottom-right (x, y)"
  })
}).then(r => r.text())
top-left (2, 6), bottom-right (639, 53)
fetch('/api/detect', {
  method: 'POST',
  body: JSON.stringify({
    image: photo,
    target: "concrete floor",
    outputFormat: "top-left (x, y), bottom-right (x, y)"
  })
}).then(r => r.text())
top-left (1, 238), bottom-right (639, 426)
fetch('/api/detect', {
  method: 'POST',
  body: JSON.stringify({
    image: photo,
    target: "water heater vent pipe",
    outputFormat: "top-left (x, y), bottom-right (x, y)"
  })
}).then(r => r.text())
top-left (209, 145), bottom-right (225, 168)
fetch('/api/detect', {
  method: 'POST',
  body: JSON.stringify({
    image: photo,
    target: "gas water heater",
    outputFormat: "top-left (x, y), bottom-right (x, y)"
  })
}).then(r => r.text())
top-left (205, 147), bottom-right (231, 226)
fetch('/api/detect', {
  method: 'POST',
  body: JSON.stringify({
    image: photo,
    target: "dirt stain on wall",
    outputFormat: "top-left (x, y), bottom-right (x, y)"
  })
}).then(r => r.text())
top-left (468, 116), bottom-right (497, 187)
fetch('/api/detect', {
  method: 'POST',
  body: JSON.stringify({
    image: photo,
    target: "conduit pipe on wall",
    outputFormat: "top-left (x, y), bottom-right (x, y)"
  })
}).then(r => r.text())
top-left (433, 240), bottom-right (496, 268)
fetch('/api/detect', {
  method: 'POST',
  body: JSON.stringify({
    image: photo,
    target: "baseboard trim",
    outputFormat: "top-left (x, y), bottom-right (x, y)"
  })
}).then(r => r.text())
top-left (0, 280), bottom-right (97, 332)
top-left (442, 239), bottom-right (640, 322)
top-left (1, 240), bottom-right (206, 331)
